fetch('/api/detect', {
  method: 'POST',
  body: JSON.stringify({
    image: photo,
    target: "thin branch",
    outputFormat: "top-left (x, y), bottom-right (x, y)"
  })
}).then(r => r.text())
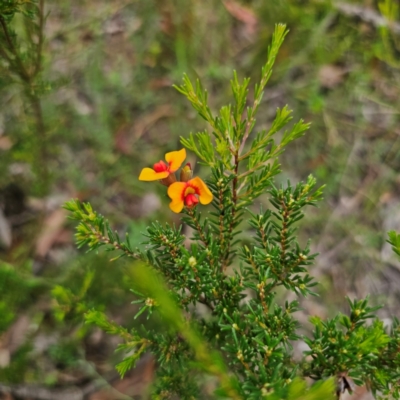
top-left (0, 40), bottom-right (13, 64)
top-left (218, 185), bottom-right (225, 249)
top-left (34, 0), bottom-right (45, 76)
top-left (89, 226), bottom-right (141, 259)
top-left (187, 208), bottom-right (209, 247)
top-left (238, 146), bottom-right (283, 181)
top-left (0, 12), bottom-right (51, 193)
top-left (221, 150), bottom-right (239, 270)
top-left (0, 16), bottom-right (31, 82)
top-left (27, 91), bottom-right (50, 191)
top-left (186, 208), bottom-right (216, 269)
top-left (279, 198), bottom-right (290, 263)
top-left (335, 2), bottom-right (400, 34)
top-left (198, 294), bottom-right (215, 312)
top-left (238, 108), bottom-right (256, 155)
top-left (238, 68), bottom-right (275, 156)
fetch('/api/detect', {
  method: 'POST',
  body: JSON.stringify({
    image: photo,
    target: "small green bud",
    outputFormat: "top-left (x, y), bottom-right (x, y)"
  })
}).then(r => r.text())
top-left (263, 346), bottom-right (272, 356)
top-left (188, 256), bottom-right (197, 267)
top-left (145, 298), bottom-right (156, 307)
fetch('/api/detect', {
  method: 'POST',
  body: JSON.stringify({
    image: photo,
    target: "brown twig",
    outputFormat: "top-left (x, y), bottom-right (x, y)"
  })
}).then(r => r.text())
top-left (34, 0), bottom-right (45, 76)
top-left (91, 229), bottom-right (141, 259)
top-left (198, 294), bottom-right (215, 312)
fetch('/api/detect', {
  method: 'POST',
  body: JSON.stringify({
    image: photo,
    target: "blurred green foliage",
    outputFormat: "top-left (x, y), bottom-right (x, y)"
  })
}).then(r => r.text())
top-left (0, 262), bottom-right (44, 333)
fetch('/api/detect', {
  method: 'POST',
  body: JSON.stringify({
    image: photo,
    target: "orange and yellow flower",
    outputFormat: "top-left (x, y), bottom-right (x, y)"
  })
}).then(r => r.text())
top-left (139, 148), bottom-right (186, 184)
top-left (138, 148), bottom-right (213, 213)
top-left (167, 177), bottom-right (213, 213)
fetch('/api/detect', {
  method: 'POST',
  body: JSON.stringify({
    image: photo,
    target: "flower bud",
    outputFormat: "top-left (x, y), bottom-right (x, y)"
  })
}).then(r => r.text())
top-left (153, 160), bottom-right (169, 173)
top-left (180, 163), bottom-right (193, 182)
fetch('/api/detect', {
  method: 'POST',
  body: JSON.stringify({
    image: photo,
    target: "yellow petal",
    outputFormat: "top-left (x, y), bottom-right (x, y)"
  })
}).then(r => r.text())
top-left (190, 177), bottom-right (213, 205)
top-left (167, 182), bottom-right (186, 213)
top-left (165, 148), bottom-right (186, 173)
top-left (167, 182), bottom-right (186, 200)
top-left (169, 199), bottom-right (184, 213)
top-left (139, 168), bottom-right (169, 181)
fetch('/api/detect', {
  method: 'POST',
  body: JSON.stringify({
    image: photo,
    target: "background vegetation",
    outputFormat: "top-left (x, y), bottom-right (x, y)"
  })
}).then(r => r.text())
top-left (1, 0), bottom-right (400, 398)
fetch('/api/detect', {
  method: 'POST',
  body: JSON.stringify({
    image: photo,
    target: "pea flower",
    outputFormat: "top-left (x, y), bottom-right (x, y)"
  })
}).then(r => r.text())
top-left (139, 148), bottom-right (186, 186)
top-left (167, 177), bottom-right (213, 213)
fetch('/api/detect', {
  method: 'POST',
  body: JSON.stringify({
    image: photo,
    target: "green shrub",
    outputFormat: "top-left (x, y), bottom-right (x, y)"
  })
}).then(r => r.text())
top-left (63, 24), bottom-right (400, 400)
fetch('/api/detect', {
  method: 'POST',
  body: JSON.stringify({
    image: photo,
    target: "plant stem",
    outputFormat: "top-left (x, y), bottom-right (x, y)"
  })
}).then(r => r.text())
top-left (0, 16), bottom-right (30, 82)
top-left (186, 208), bottom-right (216, 270)
top-left (0, 8), bottom-right (50, 194)
top-left (34, 0), bottom-right (45, 76)
top-left (198, 294), bottom-right (215, 312)
top-left (221, 150), bottom-right (239, 270)
top-left (218, 185), bottom-right (225, 249)
top-left (28, 91), bottom-right (50, 193)
top-left (280, 198), bottom-right (290, 263)
top-left (187, 208), bottom-right (208, 247)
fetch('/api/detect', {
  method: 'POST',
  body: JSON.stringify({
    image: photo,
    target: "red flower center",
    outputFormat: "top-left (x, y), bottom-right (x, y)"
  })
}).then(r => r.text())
top-left (184, 193), bottom-right (199, 208)
top-left (153, 160), bottom-right (169, 173)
